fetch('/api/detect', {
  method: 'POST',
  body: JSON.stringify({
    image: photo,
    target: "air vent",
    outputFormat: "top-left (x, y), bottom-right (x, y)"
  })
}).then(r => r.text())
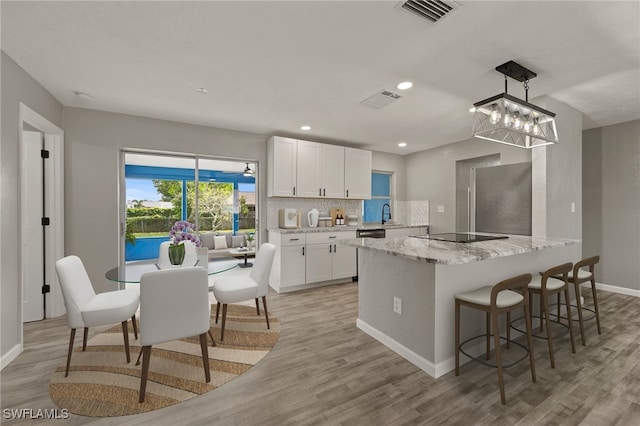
top-left (359, 90), bottom-right (403, 110)
top-left (400, 0), bottom-right (456, 24)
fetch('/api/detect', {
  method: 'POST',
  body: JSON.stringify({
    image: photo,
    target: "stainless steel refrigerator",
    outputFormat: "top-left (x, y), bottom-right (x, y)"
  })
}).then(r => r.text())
top-left (469, 162), bottom-right (532, 235)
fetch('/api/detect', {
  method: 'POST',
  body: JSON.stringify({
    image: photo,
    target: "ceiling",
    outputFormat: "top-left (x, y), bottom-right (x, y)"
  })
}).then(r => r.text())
top-left (2, 1), bottom-right (639, 155)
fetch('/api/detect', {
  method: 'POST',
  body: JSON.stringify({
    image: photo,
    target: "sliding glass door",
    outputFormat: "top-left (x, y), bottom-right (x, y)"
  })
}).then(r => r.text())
top-left (119, 151), bottom-right (257, 267)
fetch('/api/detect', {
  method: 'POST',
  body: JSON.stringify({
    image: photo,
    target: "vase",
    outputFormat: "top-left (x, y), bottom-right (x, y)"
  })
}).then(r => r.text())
top-left (168, 243), bottom-right (185, 266)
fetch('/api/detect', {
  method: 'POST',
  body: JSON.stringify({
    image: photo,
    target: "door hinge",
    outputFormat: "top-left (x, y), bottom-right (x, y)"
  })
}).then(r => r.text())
top-left (41, 217), bottom-right (50, 226)
top-left (41, 149), bottom-right (50, 159)
top-left (42, 284), bottom-right (51, 294)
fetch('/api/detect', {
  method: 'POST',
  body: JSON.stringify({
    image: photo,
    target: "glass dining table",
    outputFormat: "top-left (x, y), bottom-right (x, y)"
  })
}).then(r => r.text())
top-left (105, 258), bottom-right (239, 287)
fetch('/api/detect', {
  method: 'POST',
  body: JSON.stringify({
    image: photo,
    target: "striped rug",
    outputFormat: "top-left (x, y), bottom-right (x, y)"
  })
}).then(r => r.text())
top-left (49, 304), bottom-right (279, 417)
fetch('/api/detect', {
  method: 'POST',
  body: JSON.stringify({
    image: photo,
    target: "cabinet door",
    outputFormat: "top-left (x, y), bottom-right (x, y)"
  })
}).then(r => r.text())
top-left (270, 137), bottom-right (297, 197)
top-left (280, 245), bottom-right (306, 287)
top-left (296, 140), bottom-right (322, 198)
top-left (331, 244), bottom-right (357, 279)
top-left (321, 145), bottom-right (345, 198)
top-left (305, 244), bottom-right (332, 283)
top-left (344, 148), bottom-right (372, 199)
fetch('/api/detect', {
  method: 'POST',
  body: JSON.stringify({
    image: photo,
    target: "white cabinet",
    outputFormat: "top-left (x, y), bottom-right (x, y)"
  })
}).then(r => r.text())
top-left (345, 147), bottom-right (372, 199)
top-left (269, 230), bottom-right (356, 292)
top-left (305, 231), bottom-right (356, 284)
top-left (267, 136), bottom-right (370, 199)
top-left (268, 232), bottom-right (306, 292)
top-left (296, 140), bottom-right (322, 198)
top-left (267, 136), bottom-right (297, 197)
top-left (321, 144), bottom-right (345, 198)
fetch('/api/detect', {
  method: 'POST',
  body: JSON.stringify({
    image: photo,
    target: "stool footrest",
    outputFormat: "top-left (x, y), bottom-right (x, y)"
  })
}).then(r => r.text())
top-left (546, 303), bottom-right (597, 322)
top-left (510, 315), bottom-right (569, 340)
top-left (459, 334), bottom-right (530, 369)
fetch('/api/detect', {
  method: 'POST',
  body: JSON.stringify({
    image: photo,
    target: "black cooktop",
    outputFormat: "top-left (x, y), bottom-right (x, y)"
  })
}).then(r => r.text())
top-left (410, 233), bottom-right (509, 243)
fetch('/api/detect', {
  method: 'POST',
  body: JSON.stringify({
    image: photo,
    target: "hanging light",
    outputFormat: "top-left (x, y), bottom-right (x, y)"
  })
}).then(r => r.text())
top-left (243, 163), bottom-right (254, 177)
top-left (471, 61), bottom-right (558, 149)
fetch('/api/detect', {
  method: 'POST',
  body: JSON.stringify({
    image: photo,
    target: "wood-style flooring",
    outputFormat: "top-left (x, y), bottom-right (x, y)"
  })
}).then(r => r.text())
top-left (2, 282), bottom-right (640, 425)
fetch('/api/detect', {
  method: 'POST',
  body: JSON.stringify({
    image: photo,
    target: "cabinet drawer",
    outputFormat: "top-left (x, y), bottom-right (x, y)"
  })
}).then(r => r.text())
top-left (306, 231), bottom-right (356, 245)
top-left (280, 233), bottom-right (306, 246)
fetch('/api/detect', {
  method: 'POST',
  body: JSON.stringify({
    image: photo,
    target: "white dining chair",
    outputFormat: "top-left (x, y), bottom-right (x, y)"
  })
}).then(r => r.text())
top-left (212, 243), bottom-right (276, 341)
top-left (157, 240), bottom-right (198, 269)
top-left (137, 267), bottom-right (211, 403)
top-left (55, 255), bottom-right (140, 377)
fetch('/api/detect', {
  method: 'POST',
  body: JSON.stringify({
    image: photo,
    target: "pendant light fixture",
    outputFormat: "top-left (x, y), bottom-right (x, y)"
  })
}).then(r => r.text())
top-left (243, 162), bottom-right (254, 177)
top-left (471, 61), bottom-right (558, 149)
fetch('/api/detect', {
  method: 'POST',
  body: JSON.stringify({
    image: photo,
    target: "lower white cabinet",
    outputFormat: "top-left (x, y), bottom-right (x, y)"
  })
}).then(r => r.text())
top-left (268, 230), bottom-right (356, 293)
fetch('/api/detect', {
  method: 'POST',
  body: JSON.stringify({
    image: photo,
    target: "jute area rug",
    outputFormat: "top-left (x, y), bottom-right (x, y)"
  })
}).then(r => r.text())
top-left (49, 304), bottom-right (279, 417)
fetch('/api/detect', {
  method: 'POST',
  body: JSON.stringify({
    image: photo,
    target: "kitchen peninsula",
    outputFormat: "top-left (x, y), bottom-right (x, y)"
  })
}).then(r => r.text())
top-left (342, 234), bottom-right (580, 378)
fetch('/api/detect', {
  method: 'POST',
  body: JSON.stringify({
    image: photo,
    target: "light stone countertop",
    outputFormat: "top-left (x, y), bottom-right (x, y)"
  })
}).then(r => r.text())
top-left (341, 234), bottom-right (580, 265)
top-left (267, 223), bottom-right (428, 234)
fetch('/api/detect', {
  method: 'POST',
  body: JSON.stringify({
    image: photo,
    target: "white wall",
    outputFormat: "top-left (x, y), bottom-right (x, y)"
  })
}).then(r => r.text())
top-left (404, 137), bottom-right (530, 233)
top-left (63, 107), bottom-right (268, 293)
top-left (583, 120), bottom-right (640, 289)
top-left (1, 51), bottom-right (64, 360)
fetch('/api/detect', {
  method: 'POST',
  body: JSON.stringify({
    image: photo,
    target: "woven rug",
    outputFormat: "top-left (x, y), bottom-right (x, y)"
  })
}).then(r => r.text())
top-left (49, 304), bottom-right (279, 417)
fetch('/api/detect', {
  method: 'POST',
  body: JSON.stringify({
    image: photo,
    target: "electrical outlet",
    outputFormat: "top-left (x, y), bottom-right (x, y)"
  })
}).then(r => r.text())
top-left (393, 296), bottom-right (402, 314)
top-left (437, 205), bottom-right (445, 213)
top-left (571, 202), bottom-right (576, 213)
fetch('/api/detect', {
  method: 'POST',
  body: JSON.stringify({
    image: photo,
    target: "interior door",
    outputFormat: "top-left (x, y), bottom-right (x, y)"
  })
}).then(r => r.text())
top-left (21, 130), bottom-right (45, 322)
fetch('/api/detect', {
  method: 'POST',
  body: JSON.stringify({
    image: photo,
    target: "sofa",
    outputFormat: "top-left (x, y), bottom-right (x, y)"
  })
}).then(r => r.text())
top-left (199, 232), bottom-right (248, 259)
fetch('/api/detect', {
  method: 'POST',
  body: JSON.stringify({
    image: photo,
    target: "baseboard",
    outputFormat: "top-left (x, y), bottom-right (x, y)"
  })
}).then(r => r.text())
top-left (1, 344), bottom-right (22, 370)
top-left (356, 319), bottom-right (438, 378)
top-left (587, 282), bottom-right (640, 298)
top-left (272, 277), bottom-right (353, 294)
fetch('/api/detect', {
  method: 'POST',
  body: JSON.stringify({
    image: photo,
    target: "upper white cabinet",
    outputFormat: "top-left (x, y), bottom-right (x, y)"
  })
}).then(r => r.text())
top-left (344, 147), bottom-right (372, 200)
top-left (267, 136), bottom-right (297, 197)
top-left (267, 136), bottom-right (369, 199)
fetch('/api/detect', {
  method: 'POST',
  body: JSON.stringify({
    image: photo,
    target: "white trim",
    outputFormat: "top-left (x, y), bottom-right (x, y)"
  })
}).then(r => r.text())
top-left (18, 103), bottom-right (65, 360)
top-left (586, 282), bottom-right (640, 298)
top-left (1, 344), bottom-right (23, 370)
top-left (356, 318), bottom-right (438, 378)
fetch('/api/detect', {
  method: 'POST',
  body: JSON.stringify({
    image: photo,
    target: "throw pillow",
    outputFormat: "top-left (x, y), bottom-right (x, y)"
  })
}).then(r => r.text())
top-left (199, 232), bottom-right (215, 250)
top-left (214, 235), bottom-right (228, 249)
top-left (231, 235), bottom-right (245, 248)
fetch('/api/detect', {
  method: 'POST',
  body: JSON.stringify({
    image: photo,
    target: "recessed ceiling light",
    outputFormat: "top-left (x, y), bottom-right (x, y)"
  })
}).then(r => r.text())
top-left (398, 142), bottom-right (408, 147)
top-left (396, 81), bottom-right (413, 90)
top-left (196, 87), bottom-right (208, 94)
top-left (300, 125), bottom-right (311, 131)
top-left (74, 91), bottom-right (94, 102)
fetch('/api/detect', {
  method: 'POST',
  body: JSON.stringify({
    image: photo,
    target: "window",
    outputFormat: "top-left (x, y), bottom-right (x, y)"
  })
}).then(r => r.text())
top-left (363, 172), bottom-right (392, 223)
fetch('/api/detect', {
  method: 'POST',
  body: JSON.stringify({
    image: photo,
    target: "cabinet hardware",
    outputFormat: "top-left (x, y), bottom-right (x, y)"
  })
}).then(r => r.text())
top-left (346, 189), bottom-right (349, 197)
top-left (293, 186), bottom-right (296, 196)
top-left (323, 188), bottom-right (326, 196)
top-left (329, 245), bottom-right (332, 253)
top-left (333, 244), bottom-right (337, 252)
top-left (329, 236), bottom-right (337, 239)
top-left (319, 188), bottom-right (322, 196)
top-left (289, 238), bottom-right (299, 241)
top-left (302, 247), bottom-right (305, 255)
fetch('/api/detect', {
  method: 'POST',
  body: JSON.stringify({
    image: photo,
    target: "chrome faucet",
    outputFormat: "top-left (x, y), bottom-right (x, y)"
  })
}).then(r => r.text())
top-left (381, 203), bottom-right (391, 225)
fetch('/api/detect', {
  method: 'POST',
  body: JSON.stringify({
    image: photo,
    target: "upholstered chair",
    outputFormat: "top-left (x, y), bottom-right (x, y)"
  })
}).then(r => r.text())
top-left (55, 255), bottom-right (140, 377)
top-left (212, 243), bottom-right (276, 341)
top-left (137, 267), bottom-right (211, 403)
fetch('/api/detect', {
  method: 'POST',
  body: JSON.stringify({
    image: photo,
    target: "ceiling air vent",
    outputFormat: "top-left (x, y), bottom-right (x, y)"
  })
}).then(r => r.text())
top-left (359, 90), bottom-right (403, 110)
top-left (400, 0), bottom-right (456, 24)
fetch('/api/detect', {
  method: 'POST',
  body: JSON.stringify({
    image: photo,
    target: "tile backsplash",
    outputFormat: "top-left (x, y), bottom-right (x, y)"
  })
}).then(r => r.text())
top-left (267, 198), bottom-right (430, 228)
top-left (267, 198), bottom-right (362, 228)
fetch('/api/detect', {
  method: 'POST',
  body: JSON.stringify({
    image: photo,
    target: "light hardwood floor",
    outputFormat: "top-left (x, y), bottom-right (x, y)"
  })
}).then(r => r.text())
top-left (2, 282), bottom-right (639, 425)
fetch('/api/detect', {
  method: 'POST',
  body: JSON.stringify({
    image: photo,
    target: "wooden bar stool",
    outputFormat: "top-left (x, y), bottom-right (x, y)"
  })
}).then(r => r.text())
top-left (527, 263), bottom-right (576, 368)
top-left (552, 255), bottom-right (601, 346)
top-left (455, 273), bottom-right (536, 405)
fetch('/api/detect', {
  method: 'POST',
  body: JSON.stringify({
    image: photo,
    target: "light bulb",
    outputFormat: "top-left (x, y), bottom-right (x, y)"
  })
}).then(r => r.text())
top-left (513, 112), bottom-right (523, 130)
top-left (489, 104), bottom-right (501, 125)
top-left (532, 118), bottom-right (540, 135)
top-left (503, 112), bottom-right (511, 127)
top-left (523, 116), bottom-right (532, 133)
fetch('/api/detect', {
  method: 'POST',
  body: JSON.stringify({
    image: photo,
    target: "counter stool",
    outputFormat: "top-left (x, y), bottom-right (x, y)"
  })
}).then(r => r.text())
top-left (526, 263), bottom-right (576, 368)
top-left (455, 273), bottom-right (535, 405)
top-left (551, 256), bottom-right (601, 346)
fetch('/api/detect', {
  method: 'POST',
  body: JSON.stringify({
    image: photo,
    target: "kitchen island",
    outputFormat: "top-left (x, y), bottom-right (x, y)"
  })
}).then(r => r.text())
top-left (341, 234), bottom-right (580, 378)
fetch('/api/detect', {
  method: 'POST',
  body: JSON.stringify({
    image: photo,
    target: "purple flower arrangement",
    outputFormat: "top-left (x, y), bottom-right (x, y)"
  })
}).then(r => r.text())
top-left (169, 221), bottom-right (202, 247)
